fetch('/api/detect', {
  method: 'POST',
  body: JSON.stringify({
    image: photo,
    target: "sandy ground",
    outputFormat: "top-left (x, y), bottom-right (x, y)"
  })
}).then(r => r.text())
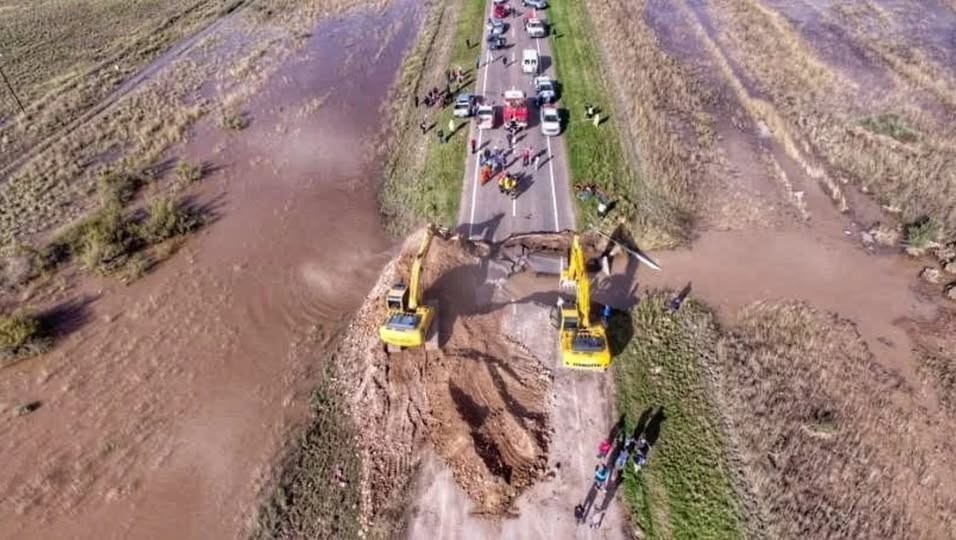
top-left (0, 2), bottom-right (418, 538)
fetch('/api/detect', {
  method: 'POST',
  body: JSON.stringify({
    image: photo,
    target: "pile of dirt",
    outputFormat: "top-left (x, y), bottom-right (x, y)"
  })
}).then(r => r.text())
top-left (719, 301), bottom-right (956, 539)
top-left (331, 228), bottom-right (555, 531)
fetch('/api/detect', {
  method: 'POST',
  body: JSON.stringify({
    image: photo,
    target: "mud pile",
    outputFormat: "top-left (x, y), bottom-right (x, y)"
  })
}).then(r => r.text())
top-left (333, 229), bottom-right (571, 528)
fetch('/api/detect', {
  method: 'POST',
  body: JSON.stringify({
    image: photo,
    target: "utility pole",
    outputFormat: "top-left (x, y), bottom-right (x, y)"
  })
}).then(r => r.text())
top-left (0, 53), bottom-right (25, 114)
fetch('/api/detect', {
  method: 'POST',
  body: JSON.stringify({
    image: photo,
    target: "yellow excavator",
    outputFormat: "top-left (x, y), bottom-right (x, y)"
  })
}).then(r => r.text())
top-left (378, 226), bottom-right (439, 352)
top-left (558, 234), bottom-right (611, 370)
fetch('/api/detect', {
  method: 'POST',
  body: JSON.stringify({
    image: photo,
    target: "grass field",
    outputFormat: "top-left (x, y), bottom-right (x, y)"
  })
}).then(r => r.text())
top-left (548, 0), bottom-right (699, 248)
top-left (378, 0), bottom-right (486, 234)
top-left (252, 375), bottom-right (364, 540)
top-left (611, 295), bottom-right (744, 538)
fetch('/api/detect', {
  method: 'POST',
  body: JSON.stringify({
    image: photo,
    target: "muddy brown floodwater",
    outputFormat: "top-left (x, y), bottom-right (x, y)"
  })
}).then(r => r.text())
top-left (0, 1), bottom-right (419, 538)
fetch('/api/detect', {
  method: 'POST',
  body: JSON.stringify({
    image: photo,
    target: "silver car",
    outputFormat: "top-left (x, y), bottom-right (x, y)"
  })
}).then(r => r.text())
top-left (540, 106), bottom-right (561, 136)
top-left (523, 0), bottom-right (548, 8)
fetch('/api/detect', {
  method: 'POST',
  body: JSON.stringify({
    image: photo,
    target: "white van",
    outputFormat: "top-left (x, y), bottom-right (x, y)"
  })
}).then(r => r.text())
top-left (522, 49), bottom-right (539, 75)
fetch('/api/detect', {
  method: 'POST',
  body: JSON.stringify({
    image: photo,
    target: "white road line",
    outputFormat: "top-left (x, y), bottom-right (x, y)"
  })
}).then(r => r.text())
top-left (467, 36), bottom-right (494, 238)
top-left (535, 24), bottom-right (561, 231)
top-left (512, 197), bottom-right (516, 217)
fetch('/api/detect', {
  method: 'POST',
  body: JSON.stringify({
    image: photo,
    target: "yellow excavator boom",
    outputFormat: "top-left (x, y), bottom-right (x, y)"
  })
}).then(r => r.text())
top-left (407, 226), bottom-right (433, 310)
top-left (378, 226), bottom-right (439, 351)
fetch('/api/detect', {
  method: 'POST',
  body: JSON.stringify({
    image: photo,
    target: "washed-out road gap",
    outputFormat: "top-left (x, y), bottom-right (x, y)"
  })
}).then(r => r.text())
top-left (460, 2), bottom-right (575, 240)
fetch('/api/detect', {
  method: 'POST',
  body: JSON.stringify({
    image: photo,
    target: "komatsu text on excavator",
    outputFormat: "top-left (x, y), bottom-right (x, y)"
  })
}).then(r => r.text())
top-left (378, 226), bottom-right (439, 352)
top-left (558, 234), bottom-right (611, 370)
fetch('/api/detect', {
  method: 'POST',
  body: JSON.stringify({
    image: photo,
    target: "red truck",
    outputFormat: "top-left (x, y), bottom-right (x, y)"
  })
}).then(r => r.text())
top-left (502, 88), bottom-right (528, 128)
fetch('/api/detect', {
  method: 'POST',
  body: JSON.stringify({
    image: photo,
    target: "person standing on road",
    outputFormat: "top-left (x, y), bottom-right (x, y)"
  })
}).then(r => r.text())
top-left (476, 54), bottom-right (481, 70)
top-left (503, 54), bottom-right (508, 67)
top-left (534, 154), bottom-right (541, 171)
top-left (522, 146), bottom-right (532, 166)
top-left (466, 37), bottom-right (471, 48)
top-left (594, 464), bottom-right (610, 491)
top-left (437, 128), bottom-right (444, 144)
top-left (470, 138), bottom-right (476, 154)
top-left (419, 119), bottom-right (427, 134)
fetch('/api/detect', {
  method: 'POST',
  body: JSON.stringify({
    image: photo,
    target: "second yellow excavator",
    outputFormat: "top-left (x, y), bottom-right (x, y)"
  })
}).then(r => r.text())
top-left (378, 226), bottom-right (439, 352)
top-left (558, 234), bottom-right (611, 370)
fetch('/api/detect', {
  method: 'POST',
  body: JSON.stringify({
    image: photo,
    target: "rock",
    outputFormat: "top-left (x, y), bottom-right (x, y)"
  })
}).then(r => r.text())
top-left (921, 267), bottom-right (942, 284)
top-left (861, 232), bottom-right (875, 245)
top-left (945, 261), bottom-right (956, 275)
top-left (936, 244), bottom-right (956, 262)
top-left (946, 283), bottom-right (956, 301)
top-left (869, 223), bottom-right (901, 247)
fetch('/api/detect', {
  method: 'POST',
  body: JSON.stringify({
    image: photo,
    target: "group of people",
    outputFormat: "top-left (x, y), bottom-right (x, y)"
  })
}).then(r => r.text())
top-left (593, 433), bottom-right (651, 491)
top-left (422, 86), bottom-right (449, 108)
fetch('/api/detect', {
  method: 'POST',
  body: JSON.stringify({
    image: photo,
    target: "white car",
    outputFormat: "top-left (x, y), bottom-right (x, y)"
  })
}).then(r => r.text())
top-left (525, 18), bottom-right (547, 38)
top-left (540, 106), bottom-right (561, 136)
top-left (487, 19), bottom-right (506, 35)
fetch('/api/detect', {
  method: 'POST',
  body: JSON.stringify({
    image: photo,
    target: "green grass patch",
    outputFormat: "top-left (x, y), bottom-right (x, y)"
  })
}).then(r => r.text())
top-left (252, 373), bottom-right (363, 540)
top-left (612, 294), bottom-right (744, 538)
top-left (860, 113), bottom-right (919, 143)
top-left (547, 1), bottom-right (685, 246)
top-left (379, 0), bottom-right (486, 233)
top-left (904, 216), bottom-right (943, 250)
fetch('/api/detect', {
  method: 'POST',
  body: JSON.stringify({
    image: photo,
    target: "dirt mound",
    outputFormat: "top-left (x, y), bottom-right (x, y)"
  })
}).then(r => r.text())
top-left (331, 228), bottom-right (554, 530)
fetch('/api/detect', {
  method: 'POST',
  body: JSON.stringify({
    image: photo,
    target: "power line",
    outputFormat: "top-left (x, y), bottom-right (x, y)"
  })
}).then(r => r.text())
top-left (0, 54), bottom-right (26, 114)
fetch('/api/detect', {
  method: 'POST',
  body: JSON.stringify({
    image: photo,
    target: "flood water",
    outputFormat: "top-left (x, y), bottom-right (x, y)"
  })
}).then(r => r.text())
top-left (0, 1), bottom-right (420, 538)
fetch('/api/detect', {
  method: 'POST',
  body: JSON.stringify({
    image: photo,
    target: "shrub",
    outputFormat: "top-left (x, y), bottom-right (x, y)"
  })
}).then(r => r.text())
top-left (137, 196), bottom-right (203, 244)
top-left (220, 110), bottom-right (250, 130)
top-left (905, 217), bottom-right (943, 251)
top-left (97, 169), bottom-right (144, 205)
top-left (0, 312), bottom-right (48, 363)
top-left (174, 160), bottom-right (203, 187)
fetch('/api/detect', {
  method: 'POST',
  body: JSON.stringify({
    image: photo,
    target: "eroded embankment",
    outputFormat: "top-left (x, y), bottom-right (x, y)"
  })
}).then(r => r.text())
top-left (330, 230), bottom-right (564, 533)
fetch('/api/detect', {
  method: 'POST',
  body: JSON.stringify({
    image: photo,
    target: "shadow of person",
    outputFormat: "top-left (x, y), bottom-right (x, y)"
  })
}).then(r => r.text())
top-left (644, 406), bottom-right (667, 447)
top-left (631, 407), bottom-right (654, 441)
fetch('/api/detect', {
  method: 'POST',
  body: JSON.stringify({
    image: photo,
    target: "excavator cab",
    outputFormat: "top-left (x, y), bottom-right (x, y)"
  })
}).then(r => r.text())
top-left (558, 234), bottom-right (611, 370)
top-left (379, 228), bottom-right (439, 352)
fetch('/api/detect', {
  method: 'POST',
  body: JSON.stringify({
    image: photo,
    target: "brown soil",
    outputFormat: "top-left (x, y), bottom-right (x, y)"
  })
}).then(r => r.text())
top-left (333, 230), bottom-right (555, 529)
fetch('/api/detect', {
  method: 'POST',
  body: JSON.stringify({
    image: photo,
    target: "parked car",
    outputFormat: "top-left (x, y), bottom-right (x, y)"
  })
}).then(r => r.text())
top-left (487, 34), bottom-right (506, 50)
top-left (525, 18), bottom-right (547, 38)
top-left (453, 93), bottom-right (477, 118)
top-left (540, 105), bottom-right (561, 136)
top-left (487, 18), bottom-right (507, 35)
top-left (523, 0), bottom-right (548, 9)
top-left (533, 76), bottom-right (557, 104)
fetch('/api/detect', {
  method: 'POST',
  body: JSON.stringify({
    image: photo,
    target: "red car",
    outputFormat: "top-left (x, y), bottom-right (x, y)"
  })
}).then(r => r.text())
top-left (493, 3), bottom-right (510, 19)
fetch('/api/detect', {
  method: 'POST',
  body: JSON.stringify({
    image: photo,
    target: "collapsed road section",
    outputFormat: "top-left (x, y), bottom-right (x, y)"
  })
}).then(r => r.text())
top-left (330, 226), bottom-right (644, 529)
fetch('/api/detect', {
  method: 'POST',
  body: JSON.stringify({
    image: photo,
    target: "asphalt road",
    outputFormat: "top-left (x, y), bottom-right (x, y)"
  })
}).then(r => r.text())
top-left (457, 2), bottom-right (576, 241)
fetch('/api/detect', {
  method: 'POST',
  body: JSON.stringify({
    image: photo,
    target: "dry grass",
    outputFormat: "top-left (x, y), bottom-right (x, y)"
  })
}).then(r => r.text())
top-left (252, 374), bottom-right (363, 540)
top-left (699, 0), bottom-right (956, 240)
top-left (567, 0), bottom-right (718, 247)
top-left (719, 301), bottom-right (956, 538)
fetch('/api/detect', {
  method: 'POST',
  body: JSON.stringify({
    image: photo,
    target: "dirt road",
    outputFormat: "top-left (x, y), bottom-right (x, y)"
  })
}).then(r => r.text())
top-left (457, 3), bottom-right (576, 241)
